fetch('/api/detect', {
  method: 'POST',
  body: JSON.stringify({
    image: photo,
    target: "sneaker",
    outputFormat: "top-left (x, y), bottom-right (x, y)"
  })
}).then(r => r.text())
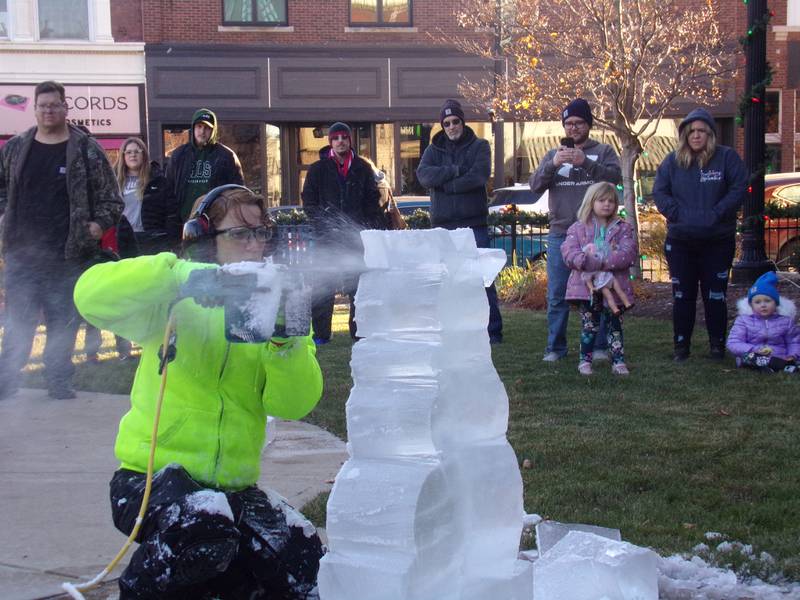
top-left (578, 361), bottom-right (593, 376)
top-left (593, 349), bottom-right (610, 362)
top-left (48, 385), bottom-right (76, 400)
top-left (542, 352), bottom-right (563, 362)
top-left (313, 337), bottom-right (330, 346)
top-left (612, 363), bottom-right (630, 376)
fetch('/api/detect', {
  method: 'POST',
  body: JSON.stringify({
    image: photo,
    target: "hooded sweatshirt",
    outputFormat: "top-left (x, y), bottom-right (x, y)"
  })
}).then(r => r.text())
top-left (529, 138), bottom-right (621, 235)
top-left (653, 143), bottom-right (746, 241)
top-left (73, 252), bottom-right (323, 490)
top-left (164, 108), bottom-right (244, 224)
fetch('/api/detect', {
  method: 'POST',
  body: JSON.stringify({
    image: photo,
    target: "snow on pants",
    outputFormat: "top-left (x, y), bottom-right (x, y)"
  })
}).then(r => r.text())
top-left (110, 464), bottom-right (324, 600)
top-left (664, 235), bottom-right (735, 351)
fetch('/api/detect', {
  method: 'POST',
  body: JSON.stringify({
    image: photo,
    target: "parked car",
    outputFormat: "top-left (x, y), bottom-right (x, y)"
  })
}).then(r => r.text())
top-left (489, 184), bottom-right (549, 214)
top-left (764, 172), bottom-right (800, 267)
top-left (394, 195), bottom-right (430, 215)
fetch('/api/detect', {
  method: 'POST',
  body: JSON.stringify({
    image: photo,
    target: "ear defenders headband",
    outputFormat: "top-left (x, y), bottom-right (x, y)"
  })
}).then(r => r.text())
top-left (182, 184), bottom-right (252, 243)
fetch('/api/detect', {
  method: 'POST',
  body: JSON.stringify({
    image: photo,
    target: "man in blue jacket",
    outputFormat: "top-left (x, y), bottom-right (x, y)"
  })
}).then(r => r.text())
top-left (416, 99), bottom-right (503, 343)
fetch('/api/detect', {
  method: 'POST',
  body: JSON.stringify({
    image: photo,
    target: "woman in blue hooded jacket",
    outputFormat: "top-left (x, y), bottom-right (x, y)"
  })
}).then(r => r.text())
top-left (653, 108), bottom-right (747, 362)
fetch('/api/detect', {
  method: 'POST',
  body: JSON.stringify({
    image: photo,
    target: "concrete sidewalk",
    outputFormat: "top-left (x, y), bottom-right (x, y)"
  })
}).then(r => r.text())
top-left (0, 388), bottom-right (347, 600)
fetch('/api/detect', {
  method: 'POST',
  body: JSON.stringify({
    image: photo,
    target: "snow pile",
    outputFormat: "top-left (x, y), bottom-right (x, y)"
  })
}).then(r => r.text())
top-left (657, 532), bottom-right (800, 600)
top-left (528, 524), bottom-right (799, 600)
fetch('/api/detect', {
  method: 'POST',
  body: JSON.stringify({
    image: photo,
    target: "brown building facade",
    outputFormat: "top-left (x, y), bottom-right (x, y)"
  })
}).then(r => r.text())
top-left (109, 0), bottom-right (799, 206)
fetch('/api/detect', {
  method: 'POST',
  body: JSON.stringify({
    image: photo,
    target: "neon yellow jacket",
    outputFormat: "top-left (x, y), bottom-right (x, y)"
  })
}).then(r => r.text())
top-left (74, 253), bottom-right (323, 490)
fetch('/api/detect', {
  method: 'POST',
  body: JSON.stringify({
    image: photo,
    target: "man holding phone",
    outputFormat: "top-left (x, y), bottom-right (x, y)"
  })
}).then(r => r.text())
top-left (530, 98), bottom-right (621, 362)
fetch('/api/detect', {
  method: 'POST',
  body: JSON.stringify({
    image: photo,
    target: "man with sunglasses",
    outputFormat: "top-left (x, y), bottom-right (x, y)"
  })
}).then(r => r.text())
top-left (301, 122), bottom-right (384, 344)
top-left (416, 98), bottom-right (503, 344)
top-left (0, 80), bottom-right (122, 400)
top-left (530, 98), bottom-right (622, 363)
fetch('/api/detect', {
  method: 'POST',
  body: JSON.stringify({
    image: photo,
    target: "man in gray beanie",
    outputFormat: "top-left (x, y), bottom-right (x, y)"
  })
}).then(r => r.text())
top-left (417, 98), bottom-right (503, 343)
top-left (530, 98), bottom-right (622, 362)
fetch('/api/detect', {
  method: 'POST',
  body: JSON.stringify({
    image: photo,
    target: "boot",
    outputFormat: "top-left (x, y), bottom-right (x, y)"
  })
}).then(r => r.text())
top-left (673, 345), bottom-right (690, 363)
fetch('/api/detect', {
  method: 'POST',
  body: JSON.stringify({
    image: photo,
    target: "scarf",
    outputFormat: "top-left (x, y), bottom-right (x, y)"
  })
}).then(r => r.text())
top-left (329, 148), bottom-right (354, 180)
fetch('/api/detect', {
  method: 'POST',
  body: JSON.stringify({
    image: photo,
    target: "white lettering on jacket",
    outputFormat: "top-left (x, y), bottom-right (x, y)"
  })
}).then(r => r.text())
top-left (699, 169), bottom-right (723, 183)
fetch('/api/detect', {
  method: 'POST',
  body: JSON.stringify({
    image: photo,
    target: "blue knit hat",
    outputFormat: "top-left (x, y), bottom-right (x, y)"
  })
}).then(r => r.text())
top-left (679, 108), bottom-right (717, 135)
top-left (748, 271), bottom-right (780, 305)
top-left (562, 98), bottom-right (593, 128)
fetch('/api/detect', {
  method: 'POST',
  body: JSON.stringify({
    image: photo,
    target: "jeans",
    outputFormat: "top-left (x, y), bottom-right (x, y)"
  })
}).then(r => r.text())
top-left (546, 233), bottom-right (606, 356)
top-left (471, 226), bottom-right (503, 339)
top-left (664, 235), bottom-right (735, 351)
top-left (311, 276), bottom-right (358, 341)
top-left (0, 258), bottom-right (81, 390)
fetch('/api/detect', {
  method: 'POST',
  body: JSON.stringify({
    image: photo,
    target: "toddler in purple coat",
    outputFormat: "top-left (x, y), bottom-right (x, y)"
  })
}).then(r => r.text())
top-left (726, 271), bottom-right (800, 373)
top-left (562, 182), bottom-right (637, 376)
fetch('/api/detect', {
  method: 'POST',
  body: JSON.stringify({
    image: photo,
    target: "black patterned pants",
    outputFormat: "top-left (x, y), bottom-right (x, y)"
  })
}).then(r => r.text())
top-left (577, 299), bottom-right (625, 365)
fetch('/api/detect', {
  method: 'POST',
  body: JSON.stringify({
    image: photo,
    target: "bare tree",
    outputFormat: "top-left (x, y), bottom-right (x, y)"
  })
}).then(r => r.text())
top-left (449, 0), bottom-right (738, 246)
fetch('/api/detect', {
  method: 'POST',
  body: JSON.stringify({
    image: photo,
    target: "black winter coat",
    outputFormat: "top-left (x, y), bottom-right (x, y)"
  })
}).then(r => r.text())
top-left (164, 142), bottom-right (244, 222)
top-left (416, 126), bottom-right (490, 229)
top-left (301, 148), bottom-right (384, 244)
top-left (137, 162), bottom-right (179, 253)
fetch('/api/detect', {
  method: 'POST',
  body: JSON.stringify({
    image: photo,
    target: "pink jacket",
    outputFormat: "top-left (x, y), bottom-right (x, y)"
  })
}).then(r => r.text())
top-left (726, 297), bottom-right (800, 360)
top-left (561, 217), bottom-right (637, 303)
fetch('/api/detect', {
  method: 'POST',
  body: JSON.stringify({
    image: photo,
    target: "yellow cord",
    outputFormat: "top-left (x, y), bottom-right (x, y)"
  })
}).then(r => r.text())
top-left (63, 310), bottom-right (178, 599)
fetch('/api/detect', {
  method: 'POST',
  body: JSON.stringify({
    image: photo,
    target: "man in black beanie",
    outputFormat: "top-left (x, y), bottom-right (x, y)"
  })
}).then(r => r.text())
top-left (530, 98), bottom-right (622, 363)
top-left (416, 99), bottom-right (503, 344)
top-left (302, 121), bottom-right (384, 344)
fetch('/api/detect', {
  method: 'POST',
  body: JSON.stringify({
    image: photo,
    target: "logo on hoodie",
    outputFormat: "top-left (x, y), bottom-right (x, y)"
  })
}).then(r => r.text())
top-left (699, 169), bottom-right (723, 183)
top-left (188, 159), bottom-right (212, 184)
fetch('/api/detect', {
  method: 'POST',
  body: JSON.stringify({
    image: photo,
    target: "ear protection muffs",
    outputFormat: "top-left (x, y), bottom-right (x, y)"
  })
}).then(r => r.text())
top-left (181, 184), bottom-right (252, 243)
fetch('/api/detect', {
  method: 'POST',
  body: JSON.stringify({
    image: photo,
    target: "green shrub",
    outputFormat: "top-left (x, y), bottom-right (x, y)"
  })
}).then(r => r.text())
top-left (496, 260), bottom-right (548, 310)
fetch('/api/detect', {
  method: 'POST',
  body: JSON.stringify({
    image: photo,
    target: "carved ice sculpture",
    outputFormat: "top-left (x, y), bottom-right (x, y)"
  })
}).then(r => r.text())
top-left (318, 228), bottom-right (532, 600)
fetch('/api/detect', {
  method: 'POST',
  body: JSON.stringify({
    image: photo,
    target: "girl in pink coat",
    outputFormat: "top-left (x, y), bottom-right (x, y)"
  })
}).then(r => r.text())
top-left (561, 182), bottom-right (638, 375)
top-left (726, 271), bottom-right (800, 373)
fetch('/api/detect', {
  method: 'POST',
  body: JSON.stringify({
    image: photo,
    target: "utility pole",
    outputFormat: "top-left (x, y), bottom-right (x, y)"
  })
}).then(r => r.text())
top-left (492, 0), bottom-right (505, 190)
top-left (731, 0), bottom-right (773, 283)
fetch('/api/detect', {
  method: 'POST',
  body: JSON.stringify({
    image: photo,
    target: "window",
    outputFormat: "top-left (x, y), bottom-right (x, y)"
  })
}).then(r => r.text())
top-left (398, 123), bottom-right (432, 194)
top-left (224, 0), bottom-right (287, 25)
top-left (0, 0), bottom-right (9, 38)
top-left (765, 90), bottom-right (780, 135)
top-left (38, 0), bottom-right (89, 40)
top-left (765, 144), bottom-right (781, 174)
top-left (350, 0), bottom-right (411, 26)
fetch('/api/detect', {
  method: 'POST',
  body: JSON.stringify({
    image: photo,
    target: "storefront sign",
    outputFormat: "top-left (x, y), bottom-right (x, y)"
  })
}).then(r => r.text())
top-left (0, 84), bottom-right (141, 136)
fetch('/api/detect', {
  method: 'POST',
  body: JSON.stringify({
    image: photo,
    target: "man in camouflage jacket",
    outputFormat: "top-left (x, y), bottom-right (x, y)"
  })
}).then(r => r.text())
top-left (0, 80), bottom-right (122, 400)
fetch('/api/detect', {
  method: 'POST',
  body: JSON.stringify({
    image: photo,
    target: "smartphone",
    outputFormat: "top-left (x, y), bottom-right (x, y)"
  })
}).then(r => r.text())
top-left (560, 137), bottom-right (575, 148)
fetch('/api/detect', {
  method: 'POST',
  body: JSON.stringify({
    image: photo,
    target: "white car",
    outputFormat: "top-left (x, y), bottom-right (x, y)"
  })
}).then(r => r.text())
top-left (488, 184), bottom-right (549, 214)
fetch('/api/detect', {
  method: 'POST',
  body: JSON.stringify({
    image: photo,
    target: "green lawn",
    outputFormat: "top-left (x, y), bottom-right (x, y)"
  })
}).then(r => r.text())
top-left (13, 308), bottom-right (800, 578)
top-left (306, 307), bottom-right (800, 579)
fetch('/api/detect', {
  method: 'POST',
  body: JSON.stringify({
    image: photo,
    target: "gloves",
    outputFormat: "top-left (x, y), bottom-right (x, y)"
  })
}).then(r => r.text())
top-left (180, 269), bottom-right (260, 308)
